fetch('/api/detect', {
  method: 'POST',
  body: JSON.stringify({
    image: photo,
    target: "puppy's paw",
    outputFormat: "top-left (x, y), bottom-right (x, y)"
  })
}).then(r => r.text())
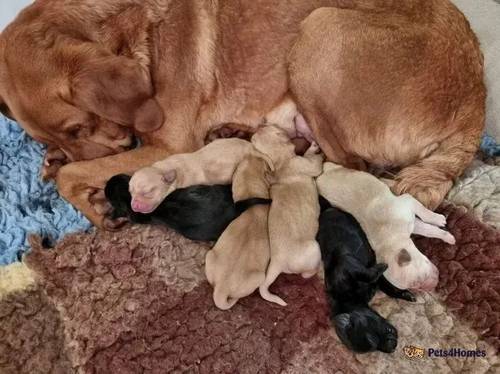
top-left (307, 141), bottom-right (321, 154)
top-left (443, 231), bottom-right (456, 245)
top-left (400, 290), bottom-right (417, 303)
top-left (434, 214), bottom-right (447, 228)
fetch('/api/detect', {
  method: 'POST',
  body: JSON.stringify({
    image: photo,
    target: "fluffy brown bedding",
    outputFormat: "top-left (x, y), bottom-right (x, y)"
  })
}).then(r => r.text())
top-left (1, 199), bottom-right (499, 373)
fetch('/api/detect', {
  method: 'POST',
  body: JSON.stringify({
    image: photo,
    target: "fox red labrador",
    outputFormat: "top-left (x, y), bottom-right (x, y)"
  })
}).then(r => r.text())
top-left (0, 0), bottom-right (485, 228)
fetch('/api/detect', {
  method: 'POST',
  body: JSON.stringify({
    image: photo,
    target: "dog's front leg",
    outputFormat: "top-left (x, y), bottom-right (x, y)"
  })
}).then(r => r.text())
top-left (56, 145), bottom-right (172, 229)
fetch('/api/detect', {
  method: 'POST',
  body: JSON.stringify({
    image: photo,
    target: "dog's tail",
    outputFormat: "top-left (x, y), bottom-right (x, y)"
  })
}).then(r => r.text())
top-left (259, 263), bottom-right (287, 306)
top-left (234, 197), bottom-right (271, 214)
top-left (213, 287), bottom-right (238, 310)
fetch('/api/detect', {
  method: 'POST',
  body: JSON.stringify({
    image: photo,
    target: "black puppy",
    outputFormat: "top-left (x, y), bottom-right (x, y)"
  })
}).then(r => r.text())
top-left (317, 196), bottom-right (415, 353)
top-left (105, 174), bottom-right (271, 241)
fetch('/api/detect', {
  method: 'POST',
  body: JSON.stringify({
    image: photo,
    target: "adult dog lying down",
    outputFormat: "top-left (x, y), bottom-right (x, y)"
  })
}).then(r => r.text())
top-left (0, 0), bottom-right (485, 227)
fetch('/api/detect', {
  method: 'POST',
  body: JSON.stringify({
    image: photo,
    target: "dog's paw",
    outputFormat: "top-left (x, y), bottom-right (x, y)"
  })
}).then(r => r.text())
top-left (443, 231), bottom-right (456, 245)
top-left (88, 188), bottom-right (112, 216)
top-left (400, 290), bottom-right (417, 302)
top-left (41, 147), bottom-right (67, 181)
top-left (103, 216), bottom-right (129, 231)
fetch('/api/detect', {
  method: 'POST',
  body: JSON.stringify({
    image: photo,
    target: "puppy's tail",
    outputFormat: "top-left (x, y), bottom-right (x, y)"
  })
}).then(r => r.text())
top-left (234, 198), bottom-right (272, 214)
top-left (213, 287), bottom-right (238, 310)
top-left (259, 264), bottom-right (287, 306)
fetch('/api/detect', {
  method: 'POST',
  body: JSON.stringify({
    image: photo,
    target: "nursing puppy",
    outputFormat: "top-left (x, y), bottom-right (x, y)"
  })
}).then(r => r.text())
top-left (129, 138), bottom-right (271, 214)
top-left (205, 155), bottom-right (272, 310)
top-left (317, 163), bottom-right (456, 291)
top-left (318, 197), bottom-right (414, 353)
top-left (105, 174), bottom-right (270, 242)
top-left (252, 125), bottom-right (324, 306)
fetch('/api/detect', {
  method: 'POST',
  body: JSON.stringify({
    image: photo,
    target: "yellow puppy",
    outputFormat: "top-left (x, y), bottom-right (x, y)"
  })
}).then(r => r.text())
top-left (252, 125), bottom-right (324, 306)
top-left (205, 155), bottom-right (272, 310)
top-left (129, 138), bottom-right (272, 213)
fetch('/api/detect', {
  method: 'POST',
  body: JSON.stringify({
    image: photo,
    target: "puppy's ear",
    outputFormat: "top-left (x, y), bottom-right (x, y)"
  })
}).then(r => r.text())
top-left (163, 170), bottom-right (177, 184)
top-left (354, 263), bottom-right (387, 283)
top-left (397, 249), bottom-right (412, 267)
top-left (71, 55), bottom-right (164, 132)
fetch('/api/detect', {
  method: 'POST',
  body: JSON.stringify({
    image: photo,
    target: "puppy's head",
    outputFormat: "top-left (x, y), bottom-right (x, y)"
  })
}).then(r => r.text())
top-left (0, 2), bottom-right (163, 163)
top-left (104, 174), bottom-right (132, 218)
top-left (383, 241), bottom-right (439, 292)
top-left (129, 167), bottom-right (176, 213)
top-left (334, 308), bottom-right (398, 353)
top-left (251, 125), bottom-right (296, 164)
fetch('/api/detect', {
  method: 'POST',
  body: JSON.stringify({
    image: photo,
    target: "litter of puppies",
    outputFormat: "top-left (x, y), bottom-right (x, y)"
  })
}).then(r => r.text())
top-left (105, 124), bottom-right (456, 353)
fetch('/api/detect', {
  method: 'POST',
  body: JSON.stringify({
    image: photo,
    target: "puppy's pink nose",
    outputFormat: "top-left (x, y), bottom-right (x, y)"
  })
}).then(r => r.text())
top-left (131, 199), bottom-right (151, 213)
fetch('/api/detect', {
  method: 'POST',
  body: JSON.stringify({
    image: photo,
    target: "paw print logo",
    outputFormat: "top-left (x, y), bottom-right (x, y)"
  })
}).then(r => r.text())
top-left (403, 345), bottom-right (425, 360)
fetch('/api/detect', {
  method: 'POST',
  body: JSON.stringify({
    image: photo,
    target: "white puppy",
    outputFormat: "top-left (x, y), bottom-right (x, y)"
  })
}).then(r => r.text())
top-left (317, 162), bottom-right (456, 291)
top-left (252, 125), bottom-right (324, 306)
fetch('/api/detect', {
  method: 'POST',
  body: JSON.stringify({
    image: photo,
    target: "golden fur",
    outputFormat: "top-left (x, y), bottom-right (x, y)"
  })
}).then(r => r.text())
top-left (252, 126), bottom-right (324, 306)
top-left (0, 0), bottom-right (485, 226)
top-left (205, 155), bottom-right (272, 310)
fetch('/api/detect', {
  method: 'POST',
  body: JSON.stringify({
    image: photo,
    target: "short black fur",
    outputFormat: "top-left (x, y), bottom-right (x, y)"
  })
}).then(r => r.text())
top-left (105, 174), bottom-right (271, 241)
top-left (317, 196), bottom-right (415, 353)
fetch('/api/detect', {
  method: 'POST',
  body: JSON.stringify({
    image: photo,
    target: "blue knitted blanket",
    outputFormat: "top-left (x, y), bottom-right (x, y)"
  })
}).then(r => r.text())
top-left (0, 115), bottom-right (91, 265)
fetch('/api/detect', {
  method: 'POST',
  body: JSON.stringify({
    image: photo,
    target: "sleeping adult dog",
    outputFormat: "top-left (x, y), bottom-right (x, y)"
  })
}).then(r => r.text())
top-left (0, 0), bottom-right (485, 228)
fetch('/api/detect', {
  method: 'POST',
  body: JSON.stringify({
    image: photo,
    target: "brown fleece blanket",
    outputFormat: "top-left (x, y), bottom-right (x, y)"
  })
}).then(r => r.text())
top-left (1, 201), bottom-right (499, 373)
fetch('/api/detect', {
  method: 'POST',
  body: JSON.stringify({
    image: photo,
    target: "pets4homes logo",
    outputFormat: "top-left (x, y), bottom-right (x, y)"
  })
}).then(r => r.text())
top-left (403, 345), bottom-right (486, 360)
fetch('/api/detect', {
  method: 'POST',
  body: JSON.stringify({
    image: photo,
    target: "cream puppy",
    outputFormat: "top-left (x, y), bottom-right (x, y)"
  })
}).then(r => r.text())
top-left (317, 162), bottom-right (456, 292)
top-left (129, 138), bottom-right (271, 213)
top-left (252, 125), bottom-right (324, 306)
top-left (205, 155), bottom-right (272, 310)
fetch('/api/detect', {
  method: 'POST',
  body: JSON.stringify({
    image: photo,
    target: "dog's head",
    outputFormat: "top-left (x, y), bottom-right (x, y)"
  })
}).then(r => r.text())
top-left (334, 308), bottom-right (398, 353)
top-left (383, 241), bottom-right (439, 292)
top-left (0, 2), bottom-right (163, 164)
top-left (129, 166), bottom-right (176, 214)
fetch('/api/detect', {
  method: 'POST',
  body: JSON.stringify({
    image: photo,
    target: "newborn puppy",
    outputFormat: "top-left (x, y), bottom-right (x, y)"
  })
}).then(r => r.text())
top-left (251, 125), bottom-right (324, 306)
top-left (317, 196), bottom-right (416, 304)
top-left (129, 138), bottom-right (271, 213)
top-left (317, 163), bottom-right (456, 291)
top-left (105, 174), bottom-right (270, 241)
top-left (205, 155), bottom-right (272, 309)
top-left (318, 197), bottom-right (414, 353)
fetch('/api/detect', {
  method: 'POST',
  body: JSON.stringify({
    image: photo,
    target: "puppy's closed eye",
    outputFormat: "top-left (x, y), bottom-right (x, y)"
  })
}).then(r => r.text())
top-left (397, 249), bottom-right (412, 266)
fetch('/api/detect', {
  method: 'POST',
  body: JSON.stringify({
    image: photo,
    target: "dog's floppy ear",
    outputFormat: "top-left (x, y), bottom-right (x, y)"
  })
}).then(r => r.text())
top-left (71, 55), bottom-right (164, 132)
top-left (163, 170), bottom-right (177, 184)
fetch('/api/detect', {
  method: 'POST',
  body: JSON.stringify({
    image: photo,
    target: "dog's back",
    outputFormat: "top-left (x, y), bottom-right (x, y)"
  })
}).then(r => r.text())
top-left (317, 201), bottom-right (383, 304)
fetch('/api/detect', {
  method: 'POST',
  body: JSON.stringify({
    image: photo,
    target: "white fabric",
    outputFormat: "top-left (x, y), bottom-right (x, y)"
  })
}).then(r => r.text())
top-left (452, 0), bottom-right (500, 142)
